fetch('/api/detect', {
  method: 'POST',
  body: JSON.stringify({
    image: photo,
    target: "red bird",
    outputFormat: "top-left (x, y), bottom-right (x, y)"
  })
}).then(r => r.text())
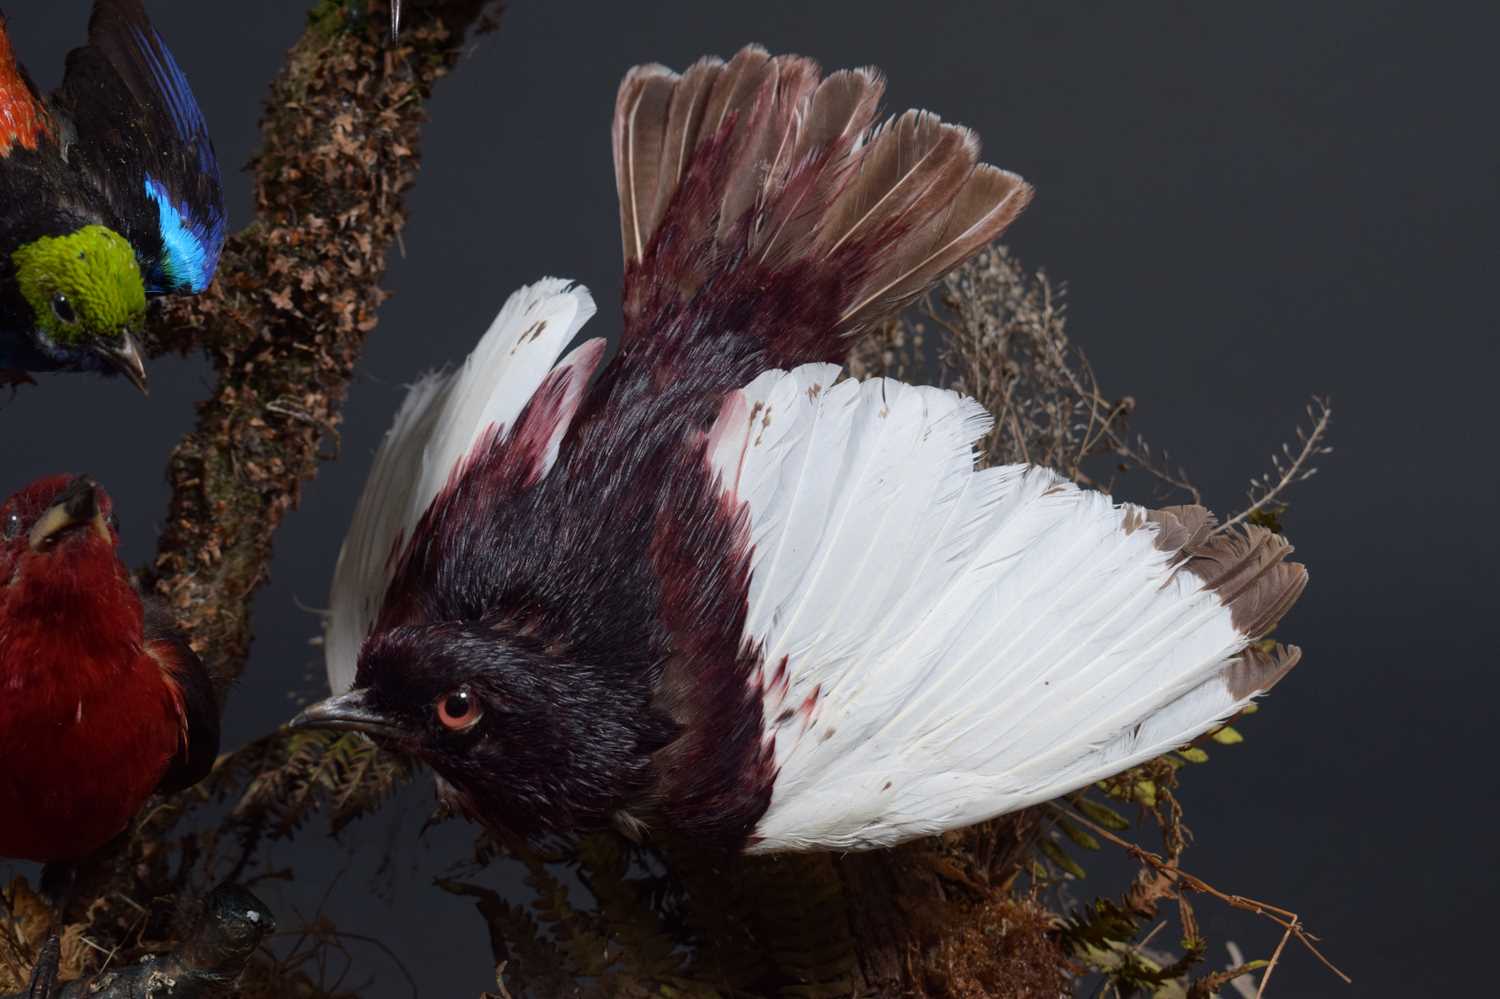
top-left (0, 474), bottom-right (218, 862)
top-left (297, 46), bottom-right (1307, 853)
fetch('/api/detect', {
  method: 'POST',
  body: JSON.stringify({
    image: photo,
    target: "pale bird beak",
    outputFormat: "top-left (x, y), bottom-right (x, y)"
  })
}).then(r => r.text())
top-left (290, 689), bottom-right (406, 740)
top-left (93, 332), bottom-right (148, 395)
top-left (29, 475), bottom-right (110, 551)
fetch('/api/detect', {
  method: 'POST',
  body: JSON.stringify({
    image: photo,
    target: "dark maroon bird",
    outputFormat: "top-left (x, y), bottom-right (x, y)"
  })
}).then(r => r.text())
top-left (0, 474), bottom-right (218, 862)
top-left (296, 46), bottom-right (1307, 853)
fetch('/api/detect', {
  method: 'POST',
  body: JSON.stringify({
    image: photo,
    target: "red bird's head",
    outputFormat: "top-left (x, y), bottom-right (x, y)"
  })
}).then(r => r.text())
top-left (0, 474), bottom-right (122, 584)
top-left (0, 474), bottom-right (139, 668)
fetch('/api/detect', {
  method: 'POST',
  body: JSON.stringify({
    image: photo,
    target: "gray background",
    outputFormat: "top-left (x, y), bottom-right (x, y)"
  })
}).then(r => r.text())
top-left (3, 1), bottom-right (1495, 995)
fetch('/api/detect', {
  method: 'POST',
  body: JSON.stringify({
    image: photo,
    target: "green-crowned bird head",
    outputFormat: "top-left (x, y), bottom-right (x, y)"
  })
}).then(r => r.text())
top-left (11, 225), bottom-right (149, 393)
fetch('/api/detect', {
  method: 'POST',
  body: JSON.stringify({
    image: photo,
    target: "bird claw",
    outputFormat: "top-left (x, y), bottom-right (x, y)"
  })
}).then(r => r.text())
top-left (23, 935), bottom-right (59, 999)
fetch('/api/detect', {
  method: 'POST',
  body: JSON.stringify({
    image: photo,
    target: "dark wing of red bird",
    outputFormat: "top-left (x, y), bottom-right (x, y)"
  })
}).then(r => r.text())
top-left (50, 0), bottom-right (225, 293)
top-left (0, 12), bottom-right (52, 155)
top-left (143, 598), bottom-right (221, 795)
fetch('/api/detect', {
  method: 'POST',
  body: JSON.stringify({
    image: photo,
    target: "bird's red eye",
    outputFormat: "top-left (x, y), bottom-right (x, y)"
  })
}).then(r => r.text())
top-left (435, 687), bottom-right (482, 731)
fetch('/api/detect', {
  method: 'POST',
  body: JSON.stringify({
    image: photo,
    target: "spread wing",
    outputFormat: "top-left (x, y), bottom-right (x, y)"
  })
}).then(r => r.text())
top-left (51, 0), bottom-right (224, 293)
top-left (707, 365), bottom-right (1306, 852)
top-left (0, 14), bottom-right (52, 155)
top-left (325, 279), bottom-right (602, 693)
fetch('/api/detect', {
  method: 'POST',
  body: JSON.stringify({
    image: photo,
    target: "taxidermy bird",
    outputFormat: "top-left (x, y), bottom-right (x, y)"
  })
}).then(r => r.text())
top-left (297, 46), bottom-right (1308, 853)
top-left (0, 0), bottom-right (225, 393)
top-left (0, 475), bottom-right (219, 862)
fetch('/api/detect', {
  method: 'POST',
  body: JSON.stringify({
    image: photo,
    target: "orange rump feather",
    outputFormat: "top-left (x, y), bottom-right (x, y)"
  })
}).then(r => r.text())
top-left (0, 14), bottom-right (50, 154)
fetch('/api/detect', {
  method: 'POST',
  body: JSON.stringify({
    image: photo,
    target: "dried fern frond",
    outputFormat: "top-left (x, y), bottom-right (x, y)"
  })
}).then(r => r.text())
top-left (217, 729), bottom-right (415, 843)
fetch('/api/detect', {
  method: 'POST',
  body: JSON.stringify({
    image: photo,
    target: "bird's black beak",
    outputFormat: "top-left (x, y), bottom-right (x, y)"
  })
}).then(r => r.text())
top-left (29, 475), bottom-right (109, 551)
top-left (290, 689), bottom-right (406, 740)
top-left (93, 332), bottom-right (148, 395)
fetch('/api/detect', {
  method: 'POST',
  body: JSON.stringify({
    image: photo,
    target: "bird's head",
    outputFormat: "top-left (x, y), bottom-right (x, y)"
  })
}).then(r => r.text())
top-left (11, 226), bottom-right (149, 392)
top-left (293, 623), bottom-right (672, 837)
top-left (0, 474), bottom-right (123, 594)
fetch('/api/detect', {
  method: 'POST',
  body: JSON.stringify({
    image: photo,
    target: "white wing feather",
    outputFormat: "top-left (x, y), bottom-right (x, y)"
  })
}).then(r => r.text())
top-left (708, 365), bottom-right (1286, 852)
top-left (325, 279), bottom-right (597, 693)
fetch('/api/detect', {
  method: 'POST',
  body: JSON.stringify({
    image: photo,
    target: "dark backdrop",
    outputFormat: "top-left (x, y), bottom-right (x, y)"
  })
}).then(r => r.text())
top-left (3, 1), bottom-right (1495, 995)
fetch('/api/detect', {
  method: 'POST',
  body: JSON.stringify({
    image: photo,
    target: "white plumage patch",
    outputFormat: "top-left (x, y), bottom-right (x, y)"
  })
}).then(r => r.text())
top-left (325, 279), bottom-right (597, 693)
top-left (708, 365), bottom-right (1274, 853)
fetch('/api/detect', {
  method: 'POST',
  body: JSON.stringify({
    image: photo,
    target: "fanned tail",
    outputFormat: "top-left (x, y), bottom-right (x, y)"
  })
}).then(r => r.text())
top-left (612, 45), bottom-right (1032, 360)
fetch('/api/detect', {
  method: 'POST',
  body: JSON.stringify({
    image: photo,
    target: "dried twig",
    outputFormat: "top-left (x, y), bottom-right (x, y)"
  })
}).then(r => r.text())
top-left (1058, 805), bottom-right (1351, 988)
top-left (1218, 396), bottom-right (1334, 534)
top-left (855, 247), bottom-right (1203, 502)
top-left (1254, 919), bottom-right (1297, 998)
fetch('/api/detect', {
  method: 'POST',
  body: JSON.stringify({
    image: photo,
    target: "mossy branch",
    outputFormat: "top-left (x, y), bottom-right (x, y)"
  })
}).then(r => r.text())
top-left (141, 0), bottom-right (502, 700)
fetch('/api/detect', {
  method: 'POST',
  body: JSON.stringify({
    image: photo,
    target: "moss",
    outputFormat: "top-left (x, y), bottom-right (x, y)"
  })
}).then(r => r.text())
top-left (305, 0), bottom-right (357, 38)
top-left (916, 896), bottom-right (1069, 998)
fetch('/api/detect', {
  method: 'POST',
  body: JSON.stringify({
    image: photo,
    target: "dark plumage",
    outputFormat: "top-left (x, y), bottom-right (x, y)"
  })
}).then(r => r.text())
top-left (298, 46), bottom-right (1306, 854)
top-left (0, 0), bottom-right (224, 391)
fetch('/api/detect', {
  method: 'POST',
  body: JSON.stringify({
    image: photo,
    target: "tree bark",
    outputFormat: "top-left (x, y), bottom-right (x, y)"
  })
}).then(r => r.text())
top-left (143, 0), bottom-right (502, 700)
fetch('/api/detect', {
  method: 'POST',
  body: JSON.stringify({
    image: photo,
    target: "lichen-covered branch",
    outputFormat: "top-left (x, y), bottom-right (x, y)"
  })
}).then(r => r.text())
top-left (143, 0), bottom-right (502, 698)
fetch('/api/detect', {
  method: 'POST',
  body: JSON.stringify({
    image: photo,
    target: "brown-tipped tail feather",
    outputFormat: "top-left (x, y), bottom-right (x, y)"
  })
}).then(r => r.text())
top-left (612, 44), bottom-right (1033, 354)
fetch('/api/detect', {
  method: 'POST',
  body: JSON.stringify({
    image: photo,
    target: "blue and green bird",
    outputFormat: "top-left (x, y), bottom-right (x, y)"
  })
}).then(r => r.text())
top-left (0, 0), bottom-right (224, 394)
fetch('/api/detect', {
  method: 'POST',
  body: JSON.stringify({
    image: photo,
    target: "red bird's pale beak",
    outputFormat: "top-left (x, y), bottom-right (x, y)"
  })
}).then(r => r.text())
top-left (290, 689), bottom-right (406, 740)
top-left (29, 476), bottom-right (110, 551)
top-left (92, 332), bottom-right (149, 395)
